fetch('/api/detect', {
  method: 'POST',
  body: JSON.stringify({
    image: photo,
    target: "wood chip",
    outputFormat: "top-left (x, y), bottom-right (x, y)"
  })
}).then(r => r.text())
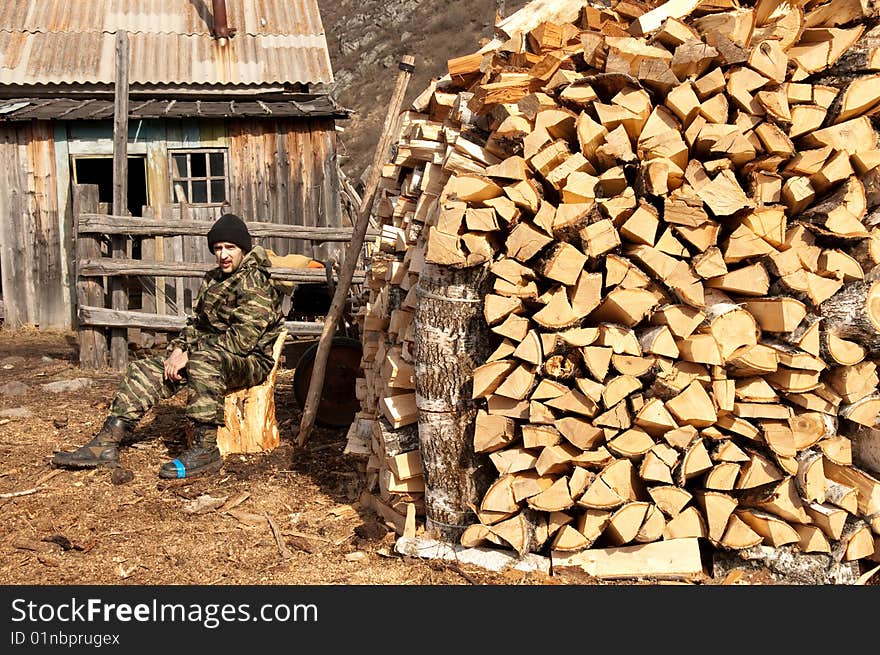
top-left (224, 509), bottom-right (268, 527)
top-left (219, 491), bottom-right (250, 512)
top-left (182, 494), bottom-right (228, 514)
top-left (265, 512), bottom-right (290, 561)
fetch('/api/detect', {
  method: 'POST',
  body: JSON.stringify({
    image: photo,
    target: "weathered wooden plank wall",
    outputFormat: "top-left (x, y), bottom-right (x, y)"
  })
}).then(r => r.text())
top-left (0, 122), bottom-right (71, 328)
top-left (32, 121), bottom-right (67, 326)
top-left (310, 118), bottom-right (344, 268)
top-left (227, 118), bottom-right (343, 260)
top-left (180, 204), bottom-right (219, 312)
top-left (0, 116), bottom-right (342, 330)
top-left (0, 126), bottom-right (31, 328)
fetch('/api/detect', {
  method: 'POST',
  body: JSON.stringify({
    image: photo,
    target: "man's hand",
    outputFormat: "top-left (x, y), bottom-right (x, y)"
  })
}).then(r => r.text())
top-left (163, 348), bottom-right (188, 381)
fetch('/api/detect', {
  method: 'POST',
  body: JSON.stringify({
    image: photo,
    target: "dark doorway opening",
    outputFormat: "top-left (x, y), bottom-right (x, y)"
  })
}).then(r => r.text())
top-left (73, 156), bottom-right (149, 309)
top-left (73, 156), bottom-right (147, 218)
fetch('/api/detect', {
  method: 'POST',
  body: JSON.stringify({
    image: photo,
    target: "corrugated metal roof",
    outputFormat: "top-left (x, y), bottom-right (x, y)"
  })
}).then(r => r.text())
top-left (0, 0), bottom-right (333, 87)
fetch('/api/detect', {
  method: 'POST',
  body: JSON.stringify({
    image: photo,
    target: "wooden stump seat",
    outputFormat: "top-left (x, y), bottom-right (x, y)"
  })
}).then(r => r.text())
top-left (217, 330), bottom-right (287, 456)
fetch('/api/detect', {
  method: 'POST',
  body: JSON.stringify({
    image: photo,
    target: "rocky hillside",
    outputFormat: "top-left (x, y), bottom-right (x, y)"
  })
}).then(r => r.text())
top-left (317, 0), bottom-right (529, 183)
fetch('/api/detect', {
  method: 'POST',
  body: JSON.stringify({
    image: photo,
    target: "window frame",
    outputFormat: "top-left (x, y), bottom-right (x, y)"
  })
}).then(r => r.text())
top-left (168, 148), bottom-right (229, 205)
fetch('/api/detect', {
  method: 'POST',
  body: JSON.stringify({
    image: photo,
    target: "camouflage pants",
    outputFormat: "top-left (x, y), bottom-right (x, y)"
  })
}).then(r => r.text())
top-left (109, 347), bottom-right (271, 425)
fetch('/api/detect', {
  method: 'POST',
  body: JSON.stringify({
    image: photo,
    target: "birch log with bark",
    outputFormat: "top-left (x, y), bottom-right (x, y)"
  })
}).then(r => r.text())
top-left (819, 267), bottom-right (880, 352)
top-left (414, 262), bottom-right (494, 541)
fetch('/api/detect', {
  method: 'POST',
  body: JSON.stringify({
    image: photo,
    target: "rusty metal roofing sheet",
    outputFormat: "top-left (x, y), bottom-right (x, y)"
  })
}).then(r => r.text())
top-left (0, 0), bottom-right (333, 86)
top-left (0, 0), bottom-right (326, 36)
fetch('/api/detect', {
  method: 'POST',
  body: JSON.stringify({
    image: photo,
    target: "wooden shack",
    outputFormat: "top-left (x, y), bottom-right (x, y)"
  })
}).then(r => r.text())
top-left (0, 0), bottom-right (348, 330)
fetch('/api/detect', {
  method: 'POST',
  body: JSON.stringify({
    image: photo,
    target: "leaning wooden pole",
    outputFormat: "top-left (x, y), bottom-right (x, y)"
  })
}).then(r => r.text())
top-left (296, 55), bottom-right (416, 448)
top-left (110, 30), bottom-right (130, 371)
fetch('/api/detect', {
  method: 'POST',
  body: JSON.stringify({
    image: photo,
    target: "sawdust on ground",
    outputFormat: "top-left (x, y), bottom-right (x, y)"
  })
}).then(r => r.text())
top-left (0, 327), bottom-right (875, 588)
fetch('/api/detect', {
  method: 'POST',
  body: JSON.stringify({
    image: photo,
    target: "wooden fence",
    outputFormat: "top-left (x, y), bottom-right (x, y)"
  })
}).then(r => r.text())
top-left (73, 185), bottom-right (371, 371)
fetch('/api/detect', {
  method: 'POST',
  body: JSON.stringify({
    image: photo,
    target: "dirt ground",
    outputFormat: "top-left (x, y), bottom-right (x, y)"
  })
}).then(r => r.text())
top-left (0, 328), bottom-right (875, 587)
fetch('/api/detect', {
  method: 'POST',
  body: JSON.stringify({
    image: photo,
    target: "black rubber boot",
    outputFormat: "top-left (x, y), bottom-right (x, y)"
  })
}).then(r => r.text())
top-left (51, 416), bottom-right (134, 468)
top-left (158, 423), bottom-right (223, 479)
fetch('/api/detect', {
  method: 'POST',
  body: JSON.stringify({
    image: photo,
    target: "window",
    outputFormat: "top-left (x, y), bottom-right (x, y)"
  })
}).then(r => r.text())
top-left (170, 149), bottom-right (228, 204)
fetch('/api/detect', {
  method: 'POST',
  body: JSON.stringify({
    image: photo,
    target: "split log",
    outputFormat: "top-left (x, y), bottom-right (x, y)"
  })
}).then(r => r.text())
top-left (552, 537), bottom-right (705, 581)
top-left (217, 330), bottom-right (287, 456)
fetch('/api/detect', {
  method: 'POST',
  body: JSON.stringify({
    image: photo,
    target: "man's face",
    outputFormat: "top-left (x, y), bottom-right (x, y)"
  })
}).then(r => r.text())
top-left (213, 241), bottom-right (244, 274)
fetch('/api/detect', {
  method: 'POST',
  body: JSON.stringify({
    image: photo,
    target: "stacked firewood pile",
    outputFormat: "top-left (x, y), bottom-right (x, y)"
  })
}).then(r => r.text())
top-left (344, 166), bottom-right (427, 535)
top-left (347, 0), bottom-right (880, 565)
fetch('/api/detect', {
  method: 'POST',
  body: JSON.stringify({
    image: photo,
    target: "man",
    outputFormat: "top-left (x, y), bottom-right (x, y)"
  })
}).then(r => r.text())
top-left (52, 213), bottom-right (286, 479)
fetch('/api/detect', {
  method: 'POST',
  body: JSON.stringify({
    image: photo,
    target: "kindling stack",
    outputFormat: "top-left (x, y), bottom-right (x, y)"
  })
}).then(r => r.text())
top-left (346, 0), bottom-right (880, 569)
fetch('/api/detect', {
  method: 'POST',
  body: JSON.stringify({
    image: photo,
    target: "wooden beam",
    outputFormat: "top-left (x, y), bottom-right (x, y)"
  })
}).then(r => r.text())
top-left (78, 305), bottom-right (323, 336)
top-left (76, 258), bottom-right (364, 283)
top-left (73, 186), bottom-right (108, 369)
top-left (296, 55), bottom-right (416, 448)
top-left (110, 30), bottom-right (130, 370)
top-left (77, 214), bottom-right (378, 242)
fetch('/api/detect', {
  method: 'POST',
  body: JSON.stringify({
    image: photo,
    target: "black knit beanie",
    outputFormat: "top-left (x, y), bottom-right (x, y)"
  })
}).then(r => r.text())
top-left (207, 213), bottom-right (252, 252)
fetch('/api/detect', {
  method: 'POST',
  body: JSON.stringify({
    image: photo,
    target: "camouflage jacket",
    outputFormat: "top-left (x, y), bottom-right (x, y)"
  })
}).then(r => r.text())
top-left (169, 245), bottom-right (286, 369)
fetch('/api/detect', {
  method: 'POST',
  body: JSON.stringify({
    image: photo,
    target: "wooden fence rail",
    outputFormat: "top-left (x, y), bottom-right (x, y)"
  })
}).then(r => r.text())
top-left (75, 189), bottom-right (368, 371)
top-left (78, 213), bottom-right (377, 241)
top-left (78, 259), bottom-right (364, 283)
top-left (79, 306), bottom-right (327, 336)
